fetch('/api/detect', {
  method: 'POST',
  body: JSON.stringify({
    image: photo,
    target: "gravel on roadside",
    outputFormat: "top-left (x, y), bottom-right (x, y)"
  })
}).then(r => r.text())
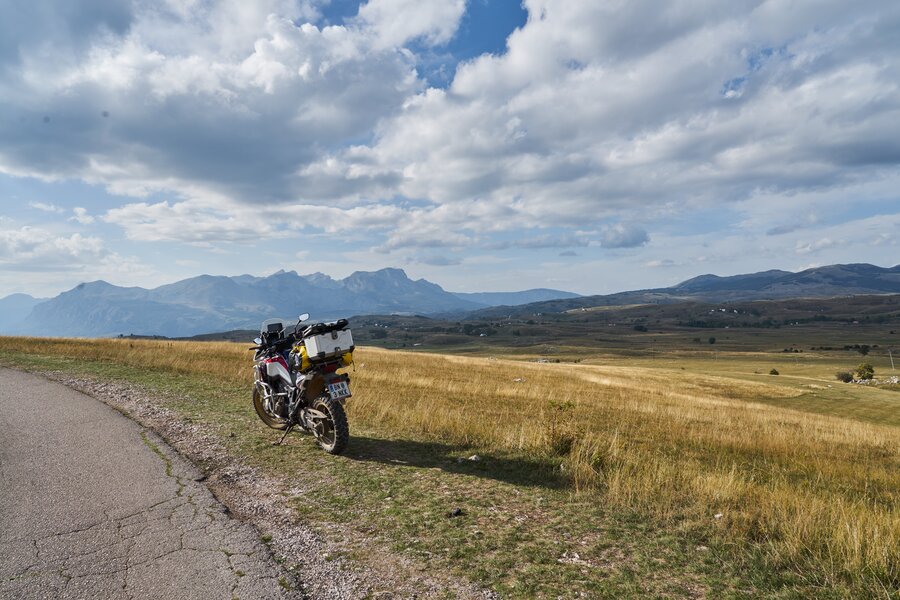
top-left (37, 370), bottom-right (499, 600)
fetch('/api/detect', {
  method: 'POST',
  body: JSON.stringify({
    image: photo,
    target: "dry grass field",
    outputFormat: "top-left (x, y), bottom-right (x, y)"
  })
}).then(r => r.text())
top-left (0, 336), bottom-right (898, 597)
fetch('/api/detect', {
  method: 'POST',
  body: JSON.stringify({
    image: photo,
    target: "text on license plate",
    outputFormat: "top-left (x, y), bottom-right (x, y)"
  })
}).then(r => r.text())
top-left (327, 381), bottom-right (351, 399)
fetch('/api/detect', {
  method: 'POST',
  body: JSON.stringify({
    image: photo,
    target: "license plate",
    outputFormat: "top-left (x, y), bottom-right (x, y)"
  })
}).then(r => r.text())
top-left (327, 381), bottom-right (351, 400)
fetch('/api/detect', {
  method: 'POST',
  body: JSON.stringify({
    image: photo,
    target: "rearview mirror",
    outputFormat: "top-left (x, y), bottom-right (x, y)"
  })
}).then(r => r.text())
top-left (298, 313), bottom-right (310, 323)
top-left (253, 337), bottom-right (262, 345)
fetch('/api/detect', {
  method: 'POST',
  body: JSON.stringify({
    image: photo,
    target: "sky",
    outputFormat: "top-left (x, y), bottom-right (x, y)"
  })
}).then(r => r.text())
top-left (1, 0), bottom-right (899, 299)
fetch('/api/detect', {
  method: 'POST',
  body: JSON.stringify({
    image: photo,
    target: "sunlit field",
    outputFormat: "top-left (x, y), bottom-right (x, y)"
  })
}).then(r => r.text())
top-left (1, 336), bottom-right (897, 597)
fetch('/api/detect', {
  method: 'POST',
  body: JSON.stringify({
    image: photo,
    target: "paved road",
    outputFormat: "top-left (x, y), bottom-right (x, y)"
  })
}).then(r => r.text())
top-left (0, 368), bottom-right (294, 599)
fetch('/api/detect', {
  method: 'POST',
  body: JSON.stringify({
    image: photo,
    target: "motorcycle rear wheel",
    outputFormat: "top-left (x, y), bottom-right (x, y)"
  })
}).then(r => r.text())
top-left (310, 396), bottom-right (349, 455)
top-left (253, 386), bottom-right (289, 430)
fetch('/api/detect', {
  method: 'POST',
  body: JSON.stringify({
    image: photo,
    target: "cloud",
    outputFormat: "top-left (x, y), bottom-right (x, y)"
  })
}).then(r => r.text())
top-left (600, 224), bottom-right (649, 249)
top-left (0, 226), bottom-right (107, 271)
top-left (1, 0), bottom-right (900, 270)
top-left (407, 254), bottom-right (462, 267)
top-left (795, 237), bottom-right (845, 255)
top-left (28, 202), bottom-right (65, 213)
top-left (0, 2), bottom-right (423, 205)
top-left (645, 259), bottom-right (677, 268)
top-left (487, 233), bottom-right (592, 250)
top-left (317, 0), bottom-right (900, 235)
top-left (102, 198), bottom-right (409, 243)
top-left (0, 224), bottom-right (154, 296)
top-left (70, 207), bottom-right (95, 224)
top-left (103, 200), bottom-right (275, 243)
top-left (354, 0), bottom-right (466, 49)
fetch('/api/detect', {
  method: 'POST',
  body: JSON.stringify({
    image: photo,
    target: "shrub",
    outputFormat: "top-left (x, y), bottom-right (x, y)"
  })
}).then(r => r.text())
top-left (769, 368), bottom-right (779, 375)
top-left (633, 324), bottom-right (648, 332)
top-left (835, 371), bottom-right (853, 383)
top-left (855, 363), bottom-right (875, 380)
top-left (708, 337), bottom-right (716, 345)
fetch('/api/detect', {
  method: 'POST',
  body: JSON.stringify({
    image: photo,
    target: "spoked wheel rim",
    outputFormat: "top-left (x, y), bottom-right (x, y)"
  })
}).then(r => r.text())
top-left (253, 387), bottom-right (289, 430)
top-left (309, 396), bottom-right (348, 454)
top-left (312, 411), bottom-right (336, 447)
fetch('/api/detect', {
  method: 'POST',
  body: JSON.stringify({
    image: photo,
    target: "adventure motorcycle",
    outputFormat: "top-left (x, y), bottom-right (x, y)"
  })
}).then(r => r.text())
top-left (250, 314), bottom-right (355, 454)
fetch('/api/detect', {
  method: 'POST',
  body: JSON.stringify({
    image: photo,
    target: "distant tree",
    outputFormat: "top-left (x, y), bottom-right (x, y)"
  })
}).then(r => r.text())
top-left (858, 345), bottom-right (870, 356)
top-left (708, 337), bottom-right (716, 345)
top-left (692, 337), bottom-right (701, 343)
top-left (633, 324), bottom-right (648, 332)
top-left (855, 363), bottom-right (875, 380)
top-left (769, 368), bottom-right (779, 376)
top-left (835, 371), bottom-right (853, 383)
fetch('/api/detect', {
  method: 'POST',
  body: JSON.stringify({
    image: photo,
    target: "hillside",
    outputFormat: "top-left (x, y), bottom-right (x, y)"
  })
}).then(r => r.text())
top-left (453, 288), bottom-right (581, 306)
top-left (469, 263), bottom-right (900, 318)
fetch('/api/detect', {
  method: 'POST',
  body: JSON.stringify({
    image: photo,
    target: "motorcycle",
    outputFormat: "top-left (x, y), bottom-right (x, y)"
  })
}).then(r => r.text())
top-left (250, 313), bottom-right (355, 454)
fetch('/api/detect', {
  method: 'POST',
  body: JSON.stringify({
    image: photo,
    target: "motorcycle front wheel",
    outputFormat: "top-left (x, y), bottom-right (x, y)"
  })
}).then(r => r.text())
top-left (310, 396), bottom-right (349, 455)
top-left (253, 386), bottom-right (289, 430)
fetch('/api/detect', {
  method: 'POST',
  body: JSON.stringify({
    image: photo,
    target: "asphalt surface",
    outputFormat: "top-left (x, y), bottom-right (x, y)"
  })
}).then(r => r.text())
top-left (0, 368), bottom-right (294, 599)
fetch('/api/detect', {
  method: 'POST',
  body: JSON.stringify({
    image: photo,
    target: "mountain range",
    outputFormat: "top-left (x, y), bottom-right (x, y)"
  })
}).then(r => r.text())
top-left (0, 269), bottom-right (578, 338)
top-left (2, 263), bottom-right (897, 338)
top-left (469, 263), bottom-right (900, 318)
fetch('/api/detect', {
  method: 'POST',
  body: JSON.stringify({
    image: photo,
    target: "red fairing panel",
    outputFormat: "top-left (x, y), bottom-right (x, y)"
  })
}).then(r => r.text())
top-left (265, 357), bottom-right (292, 385)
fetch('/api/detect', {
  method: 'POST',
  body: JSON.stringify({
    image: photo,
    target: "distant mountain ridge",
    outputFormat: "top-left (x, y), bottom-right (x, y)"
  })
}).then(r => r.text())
top-left (453, 289), bottom-right (581, 306)
top-left (1, 269), bottom-right (578, 338)
top-left (0, 293), bottom-right (44, 331)
top-left (468, 263), bottom-right (900, 318)
top-left (5, 263), bottom-right (897, 338)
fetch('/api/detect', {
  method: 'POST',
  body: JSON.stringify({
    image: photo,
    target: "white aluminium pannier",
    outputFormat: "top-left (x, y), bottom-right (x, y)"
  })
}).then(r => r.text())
top-left (304, 328), bottom-right (354, 359)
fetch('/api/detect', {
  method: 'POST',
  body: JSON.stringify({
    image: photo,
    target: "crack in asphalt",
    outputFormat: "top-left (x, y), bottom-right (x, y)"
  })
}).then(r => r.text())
top-left (0, 369), bottom-right (301, 600)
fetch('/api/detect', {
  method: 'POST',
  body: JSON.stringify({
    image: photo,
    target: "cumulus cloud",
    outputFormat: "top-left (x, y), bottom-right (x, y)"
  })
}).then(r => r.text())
top-left (0, 224), bottom-right (154, 296)
top-left (600, 224), bottom-right (649, 249)
top-left (0, 1), bottom-right (423, 205)
top-left (354, 0), bottom-right (466, 48)
top-left (0, 226), bottom-right (107, 271)
top-left (316, 0), bottom-right (900, 237)
top-left (70, 207), bottom-right (95, 224)
top-left (28, 202), bottom-right (65, 213)
top-left (102, 198), bottom-right (408, 243)
top-left (1, 0), bottom-right (899, 266)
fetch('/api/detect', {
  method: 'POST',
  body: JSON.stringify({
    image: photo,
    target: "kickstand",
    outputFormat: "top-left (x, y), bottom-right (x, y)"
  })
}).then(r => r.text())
top-left (273, 424), bottom-right (294, 446)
